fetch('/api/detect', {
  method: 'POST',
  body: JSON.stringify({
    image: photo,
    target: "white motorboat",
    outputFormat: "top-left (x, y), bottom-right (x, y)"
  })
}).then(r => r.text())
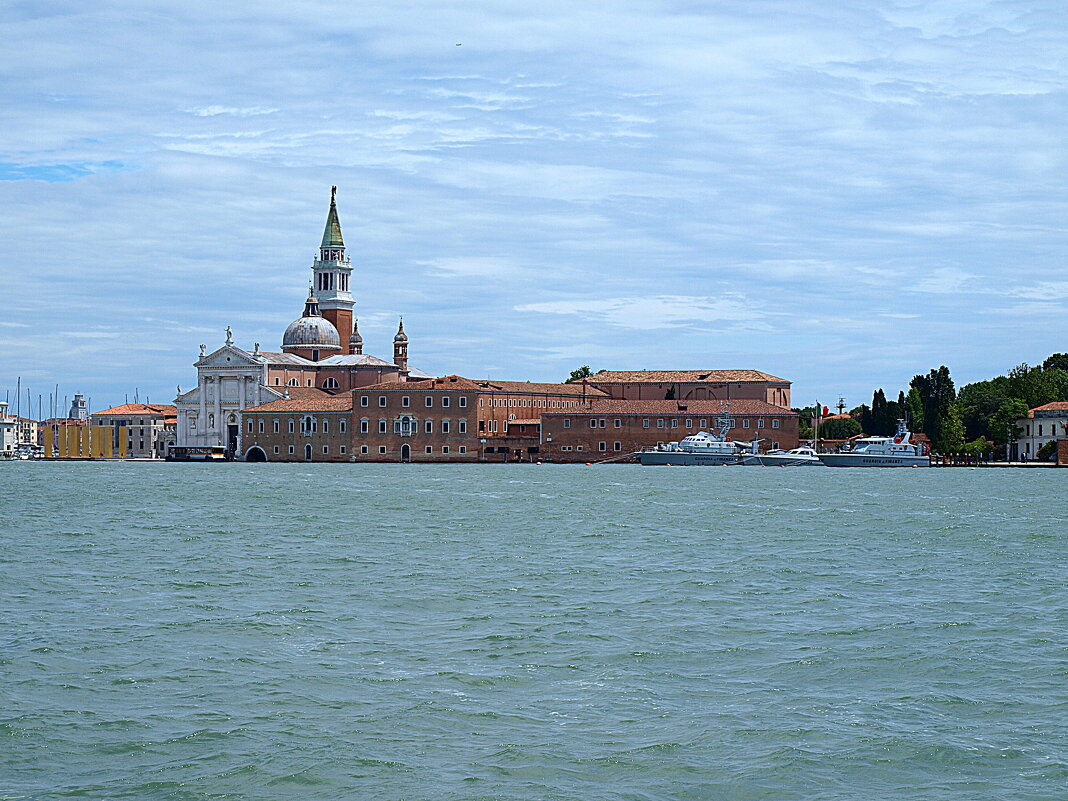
top-left (817, 420), bottom-right (930, 468)
top-left (635, 407), bottom-right (758, 466)
top-left (740, 446), bottom-right (823, 466)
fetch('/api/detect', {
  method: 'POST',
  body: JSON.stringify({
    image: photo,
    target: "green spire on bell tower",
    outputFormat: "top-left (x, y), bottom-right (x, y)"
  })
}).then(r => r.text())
top-left (320, 185), bottom-right (345, 249)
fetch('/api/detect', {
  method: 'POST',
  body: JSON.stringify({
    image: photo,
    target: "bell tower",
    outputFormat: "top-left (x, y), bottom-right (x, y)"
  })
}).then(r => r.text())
top-left (393, 319), bottom-right (408, 371)
top-left (312, 186), bottom-right (355, 352)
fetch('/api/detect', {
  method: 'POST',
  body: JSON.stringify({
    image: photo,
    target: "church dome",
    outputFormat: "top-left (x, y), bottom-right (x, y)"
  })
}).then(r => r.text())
top-left (281, 293), bottom-right (342, 353)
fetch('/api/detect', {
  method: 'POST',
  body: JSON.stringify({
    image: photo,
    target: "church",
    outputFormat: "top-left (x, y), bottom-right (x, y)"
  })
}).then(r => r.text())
top-left (174, 188), bottom-right (430, 457)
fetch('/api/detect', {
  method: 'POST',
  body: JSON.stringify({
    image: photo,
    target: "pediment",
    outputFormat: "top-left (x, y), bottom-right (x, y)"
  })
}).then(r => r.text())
top-left (196, 345), bottom-right (261, 370)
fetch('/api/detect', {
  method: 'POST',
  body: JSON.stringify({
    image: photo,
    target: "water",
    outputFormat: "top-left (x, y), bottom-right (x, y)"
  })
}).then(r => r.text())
top-left (3, 463), bottom-right (1067, 800)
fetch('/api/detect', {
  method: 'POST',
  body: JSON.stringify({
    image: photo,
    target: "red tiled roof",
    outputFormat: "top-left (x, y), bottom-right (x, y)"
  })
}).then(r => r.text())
top-left (244, 390), bottom-right (351, 413)
top-left (507, 418), bottom-right (541, 426)
top-left (1029, 401), bottom-right (1068, 416)
top-left (544, 399), bottom-right (796, 416)
top-left (91, 403), bottom-right (178, 417)
top-left (360, 375), bottom-right (609, 397)
top-left (592, 370), bottom-right (790, 384)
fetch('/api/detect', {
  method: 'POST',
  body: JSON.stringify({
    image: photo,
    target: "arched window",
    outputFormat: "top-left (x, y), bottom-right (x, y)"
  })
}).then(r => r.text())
top-left (323, 377), bottom-right (340, 390)
top-left (287, 378), bottom-right (298, 386)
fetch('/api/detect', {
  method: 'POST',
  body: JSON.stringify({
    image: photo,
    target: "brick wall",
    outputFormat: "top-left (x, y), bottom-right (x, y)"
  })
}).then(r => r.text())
top-left (242, 410), bottom-right (353, 461)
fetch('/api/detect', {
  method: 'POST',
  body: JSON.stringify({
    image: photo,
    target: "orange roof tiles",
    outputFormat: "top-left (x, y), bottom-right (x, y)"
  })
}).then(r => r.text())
top-left (360, 375), bottom-right (609, 397)
top-left (544, 399), bottom-right (796, 416)
top-left (243, 390), bottom-right (352, 413)
top-left (1028, 401), bottom-right (1068, 416)
top-left (91, 403), bottom-right (178, 417)
top-left (592, 370), bottom-right (790, 384)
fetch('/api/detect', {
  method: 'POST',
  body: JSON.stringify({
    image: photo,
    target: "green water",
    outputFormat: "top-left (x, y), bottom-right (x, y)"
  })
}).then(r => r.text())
top-left (3, 463), bottom-right (1067, 800)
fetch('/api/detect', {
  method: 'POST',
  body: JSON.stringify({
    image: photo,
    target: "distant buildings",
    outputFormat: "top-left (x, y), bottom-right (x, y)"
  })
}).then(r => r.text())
top-left (172, 187), bottom-right (796, 462)
top-left (1014, 402), bottom-right (1068, 460)
top-left (0, 401), bottom-right (17, 456)
top-left (90, 403), bottom-right (177, 459)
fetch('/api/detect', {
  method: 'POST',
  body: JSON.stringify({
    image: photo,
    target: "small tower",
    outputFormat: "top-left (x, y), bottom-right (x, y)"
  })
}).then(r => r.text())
top-left (312, 186), bottom-right (355, 353)
top-left (393, 318), bottom-right (408, 371)
top-left (68, 393), bottom-right (88, 421)
top-left (349, 318), bottom-right (364, 355)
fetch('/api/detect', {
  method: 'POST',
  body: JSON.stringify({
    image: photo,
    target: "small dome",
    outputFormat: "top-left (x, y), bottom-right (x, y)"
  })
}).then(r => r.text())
top-left (394, 319), bottom-right (408, 343)
top-left (282, 316), bottom-right (341, 351)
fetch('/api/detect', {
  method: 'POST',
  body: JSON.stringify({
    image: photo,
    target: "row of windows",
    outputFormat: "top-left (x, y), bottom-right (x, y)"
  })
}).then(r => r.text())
top-left (559, 417), bottom-right (782, 430)
top-left (360, 395), bottom-right (468, 409)
top-left (248, 416), bottom-right (348, 434)
top-left (480, 398), bottom-right (581, 409)
top-left (315, 271), bottom-right (349, 292)
top-left (274, 444), bottom-right (349, 455)
top-left (357, 418), bottom-right (467, 434)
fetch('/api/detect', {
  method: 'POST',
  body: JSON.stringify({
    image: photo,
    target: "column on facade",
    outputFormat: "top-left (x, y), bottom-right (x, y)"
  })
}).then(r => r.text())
top-left (213, 376), bottom-right (222, 444)
top-left (199, 376), bottom-right (208, 443)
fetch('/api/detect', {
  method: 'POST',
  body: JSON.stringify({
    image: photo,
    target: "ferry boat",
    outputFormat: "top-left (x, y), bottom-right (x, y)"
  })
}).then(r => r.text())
top-left (635, 407), bottom-right (757, 466)
top-left (740, 446), bottom-right (823, 467)
top-left (817, 420), bottom-right (930, 468)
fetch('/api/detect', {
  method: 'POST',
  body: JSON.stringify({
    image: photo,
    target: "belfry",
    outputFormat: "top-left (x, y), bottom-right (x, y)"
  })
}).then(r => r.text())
top-left (312, 186), bottom-right (356, 354)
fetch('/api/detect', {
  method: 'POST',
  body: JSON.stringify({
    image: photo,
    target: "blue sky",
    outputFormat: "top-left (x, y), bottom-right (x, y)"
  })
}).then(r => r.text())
top-left (1, 0), bottom-right (1066, 415)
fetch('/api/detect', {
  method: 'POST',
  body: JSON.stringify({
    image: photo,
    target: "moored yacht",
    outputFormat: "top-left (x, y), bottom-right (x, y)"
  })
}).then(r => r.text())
top-left (635, 407), bottom-right (758, 466)
top-left (817, 420), bottom-right (929, 468)
top-left (740, 445), bottom-right (823, 466)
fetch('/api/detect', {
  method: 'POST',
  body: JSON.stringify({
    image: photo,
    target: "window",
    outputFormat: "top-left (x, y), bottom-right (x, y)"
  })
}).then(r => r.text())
top-left (379, 396), bottom-right (387, 407)
top-left (323, 445), bottom-right (329, 454)
top-left (442, 397), bottom-right (450, 408)
top-left (425, 445), bottom-right (433, 454)
top-left (322, 419), bottom-right (329, 434)
top-left (599, 441), bottom-right (607, 451)
top-left (402, 396), bottom-right (410, 408)
top-left (288, 445), bottom-right (295, 454)
top-left (379, 446), bottom-right (387, 454)
top-left (772, 419), bottom-right (780, 429)
top-left (288, 378), bottom-right (298, 386)
top-left (247, 419), bottom-right (254, 433)
top-left (360, 418), bottom-right (369, 434)
top-left (340, 445), bottom-right (346, 454)
top-left (425, 419), bottom-right (433, 434)
top-left (339, 419), bottom-right (346, 433)
top-left (743, 419), bottom-right (750, 428)
top-left (458, 419), bottom-right (467, 434)
top-left (273, 445), bottom-right (279, 454)
top-left (274, 378), bottom-right (280, 386)
top-left (425, 396), bottom-right (433, 408)
top-left (642, 419), bottom-right (649, 428)
top-left (671, 419), bottom-right (678, 428)
top-left (323, 377), bottom-right (339, 390)
top-left (379, 419), bottom-right (387, 434)
top-left (459, 396), bottom-right (467, 408)
top-left (256, 419), bottom-right (263, 433)
top-left (563, 419), bottom-right (571, 428)
top-left (273, 419), bottom-right (279, 433)
top-left (576, 445), bottom-right (584, 451)
top-left (360, 396), bottom-right (369, 407)
top-left (441, 419), bottom-right (450, 433)
top-left (562, 445), bottom-right (573, 451)
top-left (589, 419), bottom-right (597, 429)
top-left (685, 419), bottom-right (692, 428)
top-left (614, 441), bottom-right (622, 451)
top-left (699, 419), bottom-right (707, 428)
top-left (190, 418), bottom-right (197, 431)
top-left (757, 418), bottom-right (765, 428)
top-left (657, 419), bottom-right (665, 428)
top-left (442, 446), bottom-right (450, 454)
top-left (361, 445), bottom-right (368, 454)
top-left (459, 446), bottom-right (467, 454)
top-left (479, 420), bottom-right (485, 432)
top-left (614, 419), bottom-right (622, 428)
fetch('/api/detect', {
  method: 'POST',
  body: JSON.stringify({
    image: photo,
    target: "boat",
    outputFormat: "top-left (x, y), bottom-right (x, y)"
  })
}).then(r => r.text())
top-left (817, 420), bottom-right (930, 468)
top-left (635, 407), bottom-right (758, 466)
top-left (740, 445), bottom-right (823, 466)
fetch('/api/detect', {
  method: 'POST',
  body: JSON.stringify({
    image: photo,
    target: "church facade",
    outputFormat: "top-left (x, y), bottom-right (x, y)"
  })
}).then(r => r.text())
top-left (174, 188), bottom-right (427, 457)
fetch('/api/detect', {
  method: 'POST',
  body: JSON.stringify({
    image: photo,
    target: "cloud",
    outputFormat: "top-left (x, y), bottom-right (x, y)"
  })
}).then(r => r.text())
top-left (516, 295), bottom-right (768, 331)
top-left (186, 105), bottom-right (278, 117)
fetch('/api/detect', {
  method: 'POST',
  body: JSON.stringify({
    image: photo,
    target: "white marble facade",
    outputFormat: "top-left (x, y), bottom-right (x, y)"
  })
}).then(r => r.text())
top-left (174, 338), bottom-right (285, 456)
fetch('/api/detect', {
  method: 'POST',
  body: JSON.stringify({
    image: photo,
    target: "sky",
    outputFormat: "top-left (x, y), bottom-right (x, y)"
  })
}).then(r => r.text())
top-left (1, 0), bottom-right (1066, 416)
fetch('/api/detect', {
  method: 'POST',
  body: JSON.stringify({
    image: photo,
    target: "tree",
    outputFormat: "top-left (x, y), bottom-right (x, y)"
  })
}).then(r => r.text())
top-left (905, 387), bottom-right (924, 431)
top-left (1037, 440), bottom-right (1058, 461)
top-left (911, 366), bottom-right (956, 447)
top-left (1042, 353), bottom-right (1068, 372)
top-left (819, 417), bottom-right (862, 439)
top-left (565, 366), bottom-right (594, 383)
top-left (989, 398), bottom-right (1029, 445)
top-left (934, 403), bottom-right (965, 453)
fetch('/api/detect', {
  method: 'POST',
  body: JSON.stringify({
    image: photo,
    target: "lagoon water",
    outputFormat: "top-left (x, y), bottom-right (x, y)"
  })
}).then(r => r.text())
top-left (3, 462), bottom-right (1067, 800)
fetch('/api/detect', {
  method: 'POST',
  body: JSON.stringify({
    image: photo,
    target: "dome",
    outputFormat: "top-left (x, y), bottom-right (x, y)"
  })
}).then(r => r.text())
top-left (282, 316), bottom-right (342, 351)
top-left (281, 293), bottom-right (342, 353)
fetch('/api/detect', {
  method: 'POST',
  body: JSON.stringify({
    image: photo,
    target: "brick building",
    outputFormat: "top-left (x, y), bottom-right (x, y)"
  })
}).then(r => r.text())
top-left (540, 399), bottom-right (799, 462)
top-left (241, 391), bottom-right (353, 462)
top-left (91, 403), bottom-right (178, 458)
